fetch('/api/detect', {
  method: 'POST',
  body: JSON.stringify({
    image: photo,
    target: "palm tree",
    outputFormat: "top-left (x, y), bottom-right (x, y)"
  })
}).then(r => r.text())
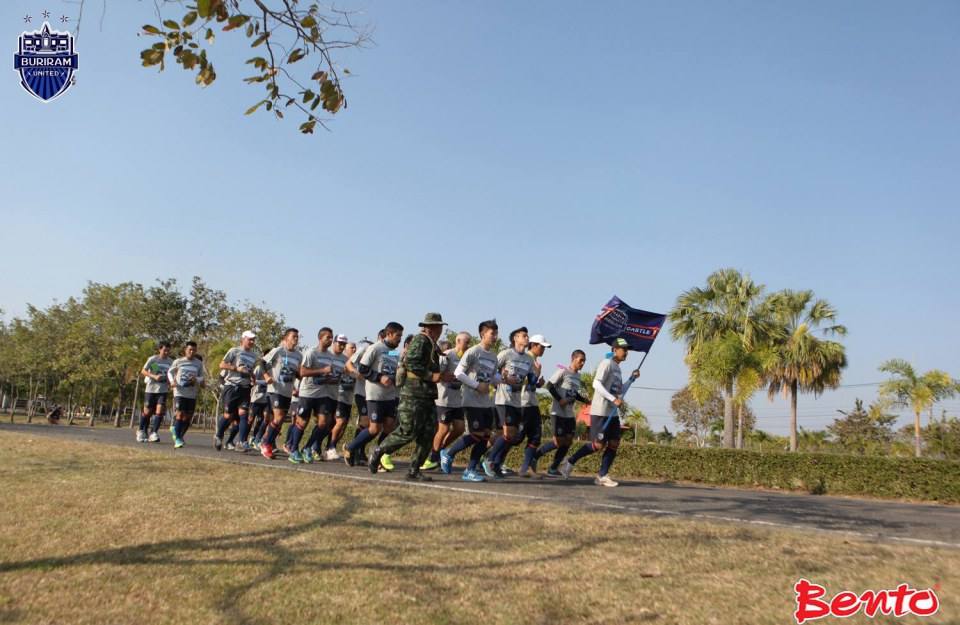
top-left (669, 269), bottom-right (776, 448)
top-left (765, 290), bottom-right (847, 452)
top-left (878, 359), bottom-right (958, 458)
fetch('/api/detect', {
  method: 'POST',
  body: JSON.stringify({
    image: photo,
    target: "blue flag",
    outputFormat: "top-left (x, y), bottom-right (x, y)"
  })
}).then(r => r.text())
top-left (589, 296), bottom-right (666, 353)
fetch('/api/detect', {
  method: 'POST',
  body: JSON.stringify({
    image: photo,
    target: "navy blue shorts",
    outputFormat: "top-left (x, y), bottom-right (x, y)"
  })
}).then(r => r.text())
top-left (249, 401), bottom-right (269, 419)
top-left (221, 385), bottom-right (250, 415)
top-left (144, 392), bottom-right (167, 412)
top-left (298, 396), bottom-right (336, 420)
top-left (270, 393), bottom-right (292, 412)
top-left (367, 399), bottom-right (397, 424)
top-left (354, 395), bottom-right (368, 418)
top-left (336, 401), bottom-right (353, 420)
top-left (437, 406), bottom-right (464, 424)
top-left (589, 414), bottom-right (621, 443)
top-left (551, 415), bottom-right (577, 438)
top-left (465, 407), bottom-right (494, 433)
top-left (174, 396), bottom-right (197, 415)
top-left (495, 405), bottom-right (523, 428)
top-left (520, 405), bottom-right (542, 443)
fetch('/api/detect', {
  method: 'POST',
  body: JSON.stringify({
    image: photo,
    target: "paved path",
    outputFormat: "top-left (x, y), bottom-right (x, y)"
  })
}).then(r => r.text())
top-left (4, 421), bottom-right (959, 549)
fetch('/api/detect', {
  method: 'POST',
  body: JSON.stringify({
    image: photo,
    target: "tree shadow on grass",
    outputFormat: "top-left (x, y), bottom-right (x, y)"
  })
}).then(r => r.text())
top-left (0, 492), bottom-right (616, 625)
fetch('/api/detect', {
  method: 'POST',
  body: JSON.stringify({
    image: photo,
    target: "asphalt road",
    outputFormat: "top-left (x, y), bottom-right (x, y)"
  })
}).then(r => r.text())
top-left (4, 421), bottom-right (959, 549)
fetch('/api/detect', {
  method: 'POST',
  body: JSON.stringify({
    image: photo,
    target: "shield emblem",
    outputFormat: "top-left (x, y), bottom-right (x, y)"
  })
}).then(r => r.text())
top-left (13, 22), bottom-right (78, 102)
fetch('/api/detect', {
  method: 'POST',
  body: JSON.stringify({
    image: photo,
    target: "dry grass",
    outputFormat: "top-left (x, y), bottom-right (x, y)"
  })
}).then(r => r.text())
top-left (0, 430), bottom-right (956, 625)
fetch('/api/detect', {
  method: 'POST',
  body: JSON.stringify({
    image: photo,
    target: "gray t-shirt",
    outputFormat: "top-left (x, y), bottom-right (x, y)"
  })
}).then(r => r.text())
top-left (458, 344), bottom-right (498, 409)
top-left (221, 347), bottom-right (259, 387)
top-left (263, 346), bottom-right (303, 398)
top-left (142, 355), bottom-right (172, 394)
top-left (495, 348), bottom-right (533, 408)
top-left (250, 362), bottom-right (269, 404)
top-left (169, 357), bottom-right (205, 399)
top-left (590, 358), bottom-right (623, 418)
top-left (548, 366), bottom-right (583, 419)
top-left (361, 341), bottom-right (399, 402)
top-left (521, 358), bottom-right (542, 408)
top-left (337, 357), bottom-right (357, 405)
top-left (299, 347), bottom-right (342, 399)
top-left (350, 344), bottom-right (369, 398)
top-left (435, 348), bottom-right (463, 408)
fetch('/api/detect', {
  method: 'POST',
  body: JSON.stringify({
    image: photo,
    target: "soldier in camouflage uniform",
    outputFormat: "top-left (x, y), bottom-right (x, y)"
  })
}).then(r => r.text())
top-left (369, 313), bottom-right (453, 481)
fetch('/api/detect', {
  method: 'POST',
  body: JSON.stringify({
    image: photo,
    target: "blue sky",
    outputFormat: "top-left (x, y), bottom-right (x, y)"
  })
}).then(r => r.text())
top-left (2, 0), bottom-right (958, 434)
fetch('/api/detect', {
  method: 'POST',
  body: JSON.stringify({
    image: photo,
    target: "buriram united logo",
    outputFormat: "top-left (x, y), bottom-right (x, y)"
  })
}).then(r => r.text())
top-left (13, 19), bottom-right (78, 102)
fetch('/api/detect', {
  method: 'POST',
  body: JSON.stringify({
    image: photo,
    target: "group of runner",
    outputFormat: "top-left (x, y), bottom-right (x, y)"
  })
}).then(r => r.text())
top-left (137, 319), bottom-right (639, 486)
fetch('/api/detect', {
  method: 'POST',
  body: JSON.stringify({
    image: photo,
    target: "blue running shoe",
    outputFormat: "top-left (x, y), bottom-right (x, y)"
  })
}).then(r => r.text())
top-left (461, 469), bottom-right (485, 483)
top-left (301, 448), bottom-right (314, 464)
top-left (439, 449), bottom-right (453, 475)
top-left (288, 450), bottom-right (303, 464)
top-left (481, 459), bottom-right (496, 479)
top-left (174, 437), bottom-right (184, 449)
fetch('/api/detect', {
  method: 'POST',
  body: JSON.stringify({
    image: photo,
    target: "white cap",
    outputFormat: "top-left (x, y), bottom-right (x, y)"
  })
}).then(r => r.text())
top-left (241, 330), bottom-right (257, 340)
top-left (529, 334), bottom-right (551, 348)
top-left (335, 334), bottom-right (349, 344)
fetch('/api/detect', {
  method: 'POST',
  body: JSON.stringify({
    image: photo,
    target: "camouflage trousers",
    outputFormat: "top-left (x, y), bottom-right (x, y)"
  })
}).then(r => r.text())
top-left (379, 395), bottom-right (437, 470)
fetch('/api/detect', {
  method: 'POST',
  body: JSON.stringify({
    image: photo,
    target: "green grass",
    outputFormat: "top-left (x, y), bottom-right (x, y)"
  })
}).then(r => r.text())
top-left (0, 430), bottom-right (957, 625)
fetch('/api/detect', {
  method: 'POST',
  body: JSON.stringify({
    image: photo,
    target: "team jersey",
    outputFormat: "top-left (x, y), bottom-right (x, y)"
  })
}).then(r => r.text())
top-left (521, 358), bottom-right (542, 408)
top-left (435, 348), bottom-right (463, 408)
top-left (548, 366), bottom-right (583, 419)
top-left (494, 348), bottom-right (533, 408)
top-left (590, 358), bottom-right (623, 417)
top-left (457, 344), bottom-right (498, 409)
top-left (263, 346), bottom-right (303, 398)
top-left (142, 355), bottom-right (172, 394)
top-left (350, 343), bottom-right (370, 398)
top-left (221, 347), bottom-right (259, 387)
top-left (250, 362), bottom-right (269, 404)
top-left (169, 357), bottom-right (205, 399)
top-left (299, 347), bottom-right (342, 399)
top-left (337, 354), bottom-right (357, 404)
top-left (361, 341), bottom-right (399, 402)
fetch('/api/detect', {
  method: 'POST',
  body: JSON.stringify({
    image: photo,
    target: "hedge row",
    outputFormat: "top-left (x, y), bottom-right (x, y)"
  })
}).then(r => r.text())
top-left (499, 443), bottom-right (960, 503)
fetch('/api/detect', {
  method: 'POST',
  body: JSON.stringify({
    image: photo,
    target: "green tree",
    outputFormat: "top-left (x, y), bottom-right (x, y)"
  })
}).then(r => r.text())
top-left (921, 414), bottom-right (960, 461)
top-left (879, 359), bottom-right (959, 458)
top-left (827, 399), bottom-right (897, 455)
top-left (669, 269), bottom-right (774, 448)
top-left (765, 289), bottom-right (847, 452)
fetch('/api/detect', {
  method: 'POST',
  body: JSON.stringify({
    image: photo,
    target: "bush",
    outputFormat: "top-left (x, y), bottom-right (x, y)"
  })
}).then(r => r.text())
top-left (503, 443), bottom-right (960, 503)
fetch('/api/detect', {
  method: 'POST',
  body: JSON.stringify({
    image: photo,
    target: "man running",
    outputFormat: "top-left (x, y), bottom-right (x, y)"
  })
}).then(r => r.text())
top-left (369, 313), bottom-right (452, 481)
top-left (344, 323), bottom-right (404, 469)
top-left (215, 330), bottom-right (259, 451)
top-left (343, 336), bottom-right (376, 465)
top-left (296, 328), bottom-right (341, 463)
top-left (245, 358), bottom-right (270, 450)
top-left (138, 342), bottom-right (173, 443)
top-left (560, 338), bottom-right (639, 486)
top-left (440, 319), bottom-right (501, 482)
top-left (422, 331), bottom-right (470, 471)
top-left (528, 349), bottom-right (590, 477)
top-left (326, 337), bottom-right (355, 460)
top-left (167, 341), bottom-right (205, 449)
top-left (484, 327), bottom-right (534, 479)
top-left (259, 328), bottom-right (302, 460)
top-left (513, 333), bottom-right (550, 476)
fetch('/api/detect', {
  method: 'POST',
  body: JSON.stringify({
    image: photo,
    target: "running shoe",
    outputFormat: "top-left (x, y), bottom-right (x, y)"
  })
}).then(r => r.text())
top-left (379, 453), bottom-right (395, 472)
top-left (439, 449), bottom-right (453, 475)
top-left (481, 459), bottom-right (496, 479)
top-left (461, 469), bottom-right (485, 483)
top-left (148, 431), bottom-right (160, 443)
top-left (559, 459), bottom-right (573, 479)
top-left (324, 447), bottom-right (341, 461)
top-left (260, 443), bottom-right (275, 459)
top-left (420, 459), bottom-right (439, 471)
top-left (225, 442), bottom-right (236, 451)
top-left (546, 468), bottom-right (562, 478)
top-left (136, 430), bottom-right (146, 443)
top-left (174, 437), bottom-right (185, 449)
top-left (214, 436), bottom-right (223, 451)
top-left (288, 450), bottom-right (303, 464)
top-left (595, 475), bottom-right (619, 487)
top-left (301, 448), bottom-right (314, 464)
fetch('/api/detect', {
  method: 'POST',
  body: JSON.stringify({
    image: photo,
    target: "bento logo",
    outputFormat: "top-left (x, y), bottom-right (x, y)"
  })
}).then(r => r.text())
top-left (794, 579), bottom-right (939, 623)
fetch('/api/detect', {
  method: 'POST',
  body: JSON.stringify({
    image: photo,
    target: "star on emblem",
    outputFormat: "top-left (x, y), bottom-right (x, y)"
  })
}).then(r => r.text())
top-left (42, 10), bottom-right (51, 19)
top-left (60, 15), bottom-right (70, 23)
top-left (23, 14), bottom-right (32, 23)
